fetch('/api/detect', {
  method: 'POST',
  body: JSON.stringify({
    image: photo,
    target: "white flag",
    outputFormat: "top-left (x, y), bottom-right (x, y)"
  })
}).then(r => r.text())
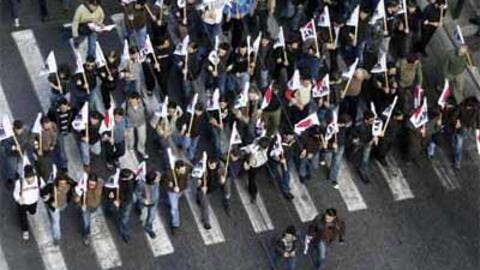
top-left (270, 133), bottom-right (284, 157)
top-left (372, 119), bottom-right (384, 136)
top-left (235, 81), bottom-right (250, 109)
top-left (294, 113), bottom-right (320, 135)
top-left (177, 0), bottom-right (186, 8)
top-left (342, 58), bottom-right (359, 79)
top-left (155, 0), bottom-right (164, 7)
top-left (74, 50), bottom-right (85, 74)
top-left (371, 51), bottom-right (387, 73)
top-left (48, 164), bottom-right (57, 183)
top-left (413, 85), bottom-right (424, 109)
top-left (31, 113), bottom-right (42, 134)
top-left (346, 5), bottom-right (360, 27)
top-left (370, 0), bottom-right (386, 24)
top-left (99, 104), bottom-right (115, 134)
top-left (141, 34), bottom-right (155, 59)
top-left (409, 97), bottom-right (428, 128)
top-left (273, 26), bottom-right (286, 49)
top-left (475, 129), bottom-right (480, 155)
top-left (0, 115), bottom-right (14, 142)
top-left (230, 121), bottom-right (242, 145)
top-left (397, 0), bottom-right (407, 14)
top-left (206, 88), bottom-right (220, 111)
top-left (261, 83), bottom-right (274, 109)
top-left (192, 151), bottom-right (208, 179)
top-left (300, 19), bottom-right (316, 41)
top-left (136, 161), bottom-right (147, 181)
top-left (120, 39), bottom-right (130, 70)
top-left (437, 79), bottom-right (451, 109)
top-left (72, 102), bottom-right (89, 131)
top-left (382, 96), bottom-right (398, 118)
top-left (167, 148), bottom-right (176, 170)
top-left (325, 108), bottom-right (338, 141)
top-left (208, 50), bottom-right (220, 65)
top-left (287, 69), bottom-right (301, 90)
top-left (95, 42), bottom-right (107, 67)
top-left (186, 93), bottom-right (198, 114)
top-left (453, 25), bottom-right (465, 45)
top-left (75, 172), bottom-right (88, 196)
top-left (317, 6), bottom-right (331, 28)
top-left (312, 73), bottom-right (330, 98)
top-left (45, 51), bottom-right (58, 74)
top-left (174, 35), bottom-right (190, 56)
top-left (370, 102), bottom-right (378, 118)
top-left (251, 32), bottom-right (262, 56)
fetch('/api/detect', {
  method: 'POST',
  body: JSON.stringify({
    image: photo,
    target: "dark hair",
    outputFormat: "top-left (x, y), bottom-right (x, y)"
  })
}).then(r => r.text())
top-left (175, 160), bottom-right (185, 168)
top-left (40, 115), bottom-right (50, 125)
top-left (146, 171), bottom-right (157, 185)
top-left (120, 168), bottom-right (134, 180)
top-left (24, 165), bottom-right (35, 178)
top-left (128, 91), bottom-right (141, 100)
top-left (258, 137), bottom-right (271, 149)
top-left (58, 97), bottom-right (69, 106)
top-left (13, 120), bottom-right (23, 130)
top-left (88, 173), bottom-right (98, 182)
top-left (363, 110), bottom-right (375, 120)
top-left (338, 113), bottom-right (352, 124)
top-left (114, 107), bottom-right (125, 116)
top-left (325, 208), bottom-right (337, 217)
top-left (285, 225), bottom-right (296, 235)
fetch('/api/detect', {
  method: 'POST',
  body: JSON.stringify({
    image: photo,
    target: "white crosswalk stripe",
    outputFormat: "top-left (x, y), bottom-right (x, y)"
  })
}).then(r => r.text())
top-left (337, 161), bottom-right (367, 211)
top-left (288, 167), bottom-right (319, 222)
top-left (0, 80), bottom-right (12, 270)
top-left (431, 148), bottom-right (461, 191)
top-left (374, 155), bottom-right (414, 201)
top-left (12, 29), bottom-right (122, 269)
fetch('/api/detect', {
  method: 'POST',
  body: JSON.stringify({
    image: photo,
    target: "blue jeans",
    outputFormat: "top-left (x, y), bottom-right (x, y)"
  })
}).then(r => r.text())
top-left (55, 135), bottom-right (69, 171)
top-left (202, 22), bottom-right (222, 47)
top-left (10, 0), bottom-right (19, 19)
top-left (328, 146), bottom-right (345, 182)
top-left (119, 201), bottom-right (133, 238)
top-left (130, 26), bottom-right (147, 50)
top-left (273, 253), bottom-right (296, 270)
top-left (313, 241), bottom-right (327, 270)
top-left (81, 207), bottom-right (98, 237)
top-left (298, 153), bottom-right (319, 183)
top-left (48, 206), bottom-right (66, 241)
top-left (360, 142), bottom-right (373, 170)
top-left (79, 140), bottom-right (101, 166)
top-left (187, 136), bottom-right (200, 161)
top-left (86, 33), bottom-right (98, 59)
top-left (141, 204), bottom-right (157, 233)
top-left (167, 190), bottom-right (186, 228)
top-left (452, 132), bottom-right (464, 167)
top-left (267, 160), bottom-right (290, 195)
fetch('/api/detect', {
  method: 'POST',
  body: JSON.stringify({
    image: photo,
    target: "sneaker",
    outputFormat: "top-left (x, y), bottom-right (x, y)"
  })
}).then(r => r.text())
top-left (14, 18), bottom-right (20, 28)
top-left (121, 234), bottom-right (130, 243)
top-left (82, 236), bottom-right (90, 246)
top-left (146, 230), bottom-right (156, 239)
top-left (284, 192), bottom-right (294, 201)
top-left (223, 201), bottom-right (231, 216)
top-left (203, 223), bottom-right (212, 230)
top-left (170, 226), bottom-right (178, 236)
top-left (22, 231), bottom-right (29, 241)
top-left (53, 239), bottom-right (60, 246)
top-left (142, 154), bottom-right (149, 160)
top-left (332, 181), bottom-right (339, 189)
top-left (377, 157), bottom-right (388, 167)
top-left (146, 91), bottom-right (153, 97)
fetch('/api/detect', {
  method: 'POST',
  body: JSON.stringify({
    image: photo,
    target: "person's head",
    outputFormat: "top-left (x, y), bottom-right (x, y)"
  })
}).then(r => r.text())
top-left (114, 108), bottom-right (125, 122)
top-left (207, 157), bottom-right (218, 170)
top-left (261, 34), bottom-right (271, 47)
top-left (56, 173), bottom-right (70, 187)
top-left (238, 41), bottom-right (248, 55)
top-left (194, 103), bottom-right (204, 116)
top-left (146, 170), bottom-right (159, 185)
top-left (40, 115), bottom-right (52, 129)
top-left (85, 56), bottom-right (96, 70)
top-left (13, 120), bottom-right (24, 135)
top-left (257, 137), bottom-right (271, 150)
top-left (88, 173), bottom-right (98, 189)
top-left (219, 43), bottom-right (229, 57)
top-left (24, 165), bottom-right (35, 180)
top-left (285, 225), bottom-right (296, 239)
top-left (406, 53), bottom-right (420, 64)
top-left (167, 101), bottom-right (178, 117)
top-left (128, 92), bottom-right (141, 106)
top-left (58, 97), bottom-right (70, 112)
top-left (85, 0), bottom-right (99, 12)
top-left (120, 168), bottom-right (134, 181)
top-left (248, 84), bottom-right (260, 101)
top-left (107, 50), bottom-right (119, 65)
top-left (90, 111), bottom-right (102, 126)
top-left (363, 110), bottom-right (375, 124)
top-left (175, 160), bottom-right (187, 174)
top-left (325, 208), bottom-right (337, 223)
top-left (230, 147), bottom-right (241, 161)
top-left (129, 46), bottom-right (139, 59)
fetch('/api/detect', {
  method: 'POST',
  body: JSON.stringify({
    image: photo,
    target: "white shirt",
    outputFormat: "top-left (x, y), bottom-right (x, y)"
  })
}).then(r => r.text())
top-left (13, 176), bottom-right (45, 205)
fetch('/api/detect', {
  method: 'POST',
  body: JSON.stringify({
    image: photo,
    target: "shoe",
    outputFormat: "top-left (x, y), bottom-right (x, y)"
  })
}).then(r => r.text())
top-left (121, 234), bottom-right (130, 243)
top-left (223, 201), bottom-right (231, 216)
top-left (358, 169), bottom-right (370, 184)
top-left (5, 179), bottom-right (14, 190)
top-left (377, 157), bottom-right (388, 167)
top-left (14, 18), bottom-right (20, 28)
top-left (82, 236), bottom-right (90, 246)
top-left (142, 154), bottom-right (149, 160)
top-left (146, 230), bottom-right (156, 239)
top-left (203, 223), bottom-right (212, 230)
top-left (454, 161), bottom-right (461, 171)
top-left (53, 239), bottom-right (60, 246)
top-left (147, 91), bottom-right (153, 97)
top-left (284, 192), bottom-right (294, 201)
top-left (170, 226), bottom-right (178, 235)
top-left (469, 17), bottom-right (480, 25)
top-left (22, 231), bottom-right (29, 241)
top-left (114, 160), bottom-right (120, 167)
top-left (332, 181), bottom-right (339, 189)
top-left (106, 163), bottom-right (114, 170)
top-left (250, 195), bottom-right (257, 204)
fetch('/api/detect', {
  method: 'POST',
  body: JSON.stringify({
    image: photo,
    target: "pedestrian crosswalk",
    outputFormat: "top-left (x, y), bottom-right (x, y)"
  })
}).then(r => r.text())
top-left (0, 24), bottom-right (476, 269)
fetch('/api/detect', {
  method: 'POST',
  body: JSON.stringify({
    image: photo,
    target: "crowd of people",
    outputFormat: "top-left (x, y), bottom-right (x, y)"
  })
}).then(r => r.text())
top-left (2, 0), bottom-right (480, 269)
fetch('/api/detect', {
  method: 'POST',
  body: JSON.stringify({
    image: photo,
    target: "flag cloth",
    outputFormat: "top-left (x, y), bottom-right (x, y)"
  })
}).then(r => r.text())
top-left (475, 129), bottom-right (480, 155)
top-left (105, 168), bottom-right (120, 189)
top-left (208, 50), bottom-right (220, 65)
top-left (312, 74), bottom-right (330, 98)
top-left (174, 35), bottom-right (190, 56)
top-left (74, 50), bottom-right (85, 74)
top-left (453, 25), bottom-right (465, 44)
top-left (45, 51), bottom-right (58, 74)
top-left (95, 42), bottom-right (107, 67)
top-left (48, 164), bottom-right (57, 183)
top-left (206, 88), bottom-right (220, 111)
top-left (372, 119), bottom-right (384, 136)
top-left (317, 6), bottom-right (331, 27)
top-left (192, 151), bottom-right (208, 179)
top-left (370, 51), bottom-right (387, 73)
top-left (186, 93), bottom-right (198, 114)
top-left (167, 148), bottom-right (176, 170)
top-left (325, 108), bottom-right (338, 141)
top-left (247, 35), bottom-right (252, 57)
top-left (230, 121), bottom-right (242, 145)
top-left (99, 104), bottom-right (115, 134)
top-left (21, 155), bottom-right (31, 178)
top-left (155, 96), bottom-right (170, 118)
top-left (382, 96), bottom-right (398, 118)
top-left (75, 172), bottom-right (88, 196)
top-left (140, 34), bottom-right (155, 59)
top-left (397, 0), bottom-right (407, 14)
top-left (370, 102), bottom-right (378, 118)
top-left (0, 115), bottom-right (14, 142)
top-left (270, 133), bottom-right (284, 157)
top-left (294, 113), bottom-right (320, 134)
top-left (72, 102), bottom-right (89, 131)
top-left (261, 83), bottom-right (273, 109)
top-left (409, 98), bottom-right (428, 128)
top-left (136, 161), bottom-right (147, 181)
top-left (437, 79), bottom-right (451, 109)
top-left (177, 0), bottom-right (186, 8)
top-left (255, 118), bottom-right (266, 137)
top-left (287, 69), bottom-right (301, 90)
top-left (251, 32), bottom-right (262, 56)
top-left (120, 39), bottom-right (130, 70)
top-left (369, 0), bottom-right (386, 24)
top-left (31, 113), bottom-right (42, 134)
top-left (300, 19), bottom-right (316, 41)
top-left (155, 0), bottom-right (164, 7)
top-left (413, 85), bottom-right (424, 109)
top-left (273, 26), bottom-right (286, 49)
top-left (346, 5), bottom-right (360, 27)
top-left (235, 81), bottom-right (250, 109)
top-left (342, 58), bottom-right (359, 79)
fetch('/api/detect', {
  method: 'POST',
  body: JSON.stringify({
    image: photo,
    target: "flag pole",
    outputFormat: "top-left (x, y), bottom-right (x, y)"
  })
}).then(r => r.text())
top-left (403, 1), bottom-right (409, 32)
top-left (381, 96), bottom-right (398, 134)
top-left (353, 23), bottom-right (359, 46)
top-left (55, 72), bottom-right (63, 95)
top-left (383, 11), bottom-right (389, 35)
top-left (341, 76), bottom-right (353, 98)
top-left (183, 49), bottom-right (189, 81)
top-left (384, 69), bottom-right (390, 91)
top-left (223, 139), bottom-right (232, 181)
top-left (187, 111), bottom-right (195, 136)
top-left (312, 19), bottom-right (321, 58)
top-left (439, 6), bottom-right (445, 26)
top-left (328, 24), bottom-right (334, 44)
top-left (183, 4), bottom-right (187, 25)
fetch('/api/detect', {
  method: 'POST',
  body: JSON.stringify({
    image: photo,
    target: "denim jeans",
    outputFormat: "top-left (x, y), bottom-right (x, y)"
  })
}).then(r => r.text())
top-left (202, 22), bottom-right (222, 47)
top-left (298, 153), bottom-right (319, 183)
top-left (267, 160), bottom-right (290, 195)
top-left (167, 190), bottom-right (186, 227)
top-left (126, 124), bottom-right (147, 157)
top-left (55, 135), bottom-right (69, 171)
top-left (312, 240), bottom-right (327, 270)
top-left (119, 201), bottom-right (133, 238)
top-left (452, 132), bottom-right (464, 167)
top-left (360, 142), bottom-right (373, 170)
top-left (48, 205), bottom-right (67, 241)
top-left (86, 33), bottom-right (98, 59)
top-left (79, 140), bottom-right (101, 166)
top-left (140, 204), bottom-right (157, 233)
top-left (9, 0), bottom-right (19, 19)
top-left (81, 207), bottom-right (98, 237)
top-left (129, 26), bottom-right (147, 50)
top-left (328, 145), bottom-right (345, 182)
top-left (187, 136), bottom-right (200, 161)
top-left (211, 127), bottom-right (222, 159)
top-left (273, 253), bottom-right (296, 270)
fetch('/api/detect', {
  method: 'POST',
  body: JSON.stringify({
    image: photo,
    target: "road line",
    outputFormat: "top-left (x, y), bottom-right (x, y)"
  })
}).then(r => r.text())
top-left (0, 81), bottom-right (12, 270)
top-left (431, 148), bottom-right (461, 191)
top-left (234, 176), bottom-right (274, 233)
top-left (374, 155), bottom-right (414, 201)
top-left (288, 166), bottom-right (319, 222)
top-left (337, 161), bottom-right (367, 211)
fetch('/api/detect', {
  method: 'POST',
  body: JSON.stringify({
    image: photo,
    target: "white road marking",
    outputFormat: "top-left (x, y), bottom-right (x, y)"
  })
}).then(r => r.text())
top-left (374, 155), bottom-right (414, 201)
top-left (337, 161), bottom-right (368, 211)
top-left (431, 148), bottom-right (461, 191)
top-left (234, 176), bottom-right (274, 233)
top-left (288, 167), bottom-right (319, 222)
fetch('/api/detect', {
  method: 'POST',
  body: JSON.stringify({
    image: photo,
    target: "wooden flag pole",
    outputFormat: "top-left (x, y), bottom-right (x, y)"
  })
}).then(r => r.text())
top-left (381, 97), bottom-right (398, 134)
top-left (55, 72), bottom-right (63, 95)
top-left (341, 76), bottom-right (353, 98)
top-left (38, 129), bottom-right (43, 156)
top-left (187, 112), bottom-right (195, 136)
top-left (439, 6), bottom-right (445, 26)
top-left (145, 4), bottom-right (155, 21)
top-left (183, 4), bottom-right (187, 25)
top-left (312, 20), bottom-right (321, 58)
top-left (384, 69), bottom-right (390, 91)
top-left (353, 23), bottom-right (359, 46)
top-left (383, 12), bottom-right (389, 35)
top-left (328, 24), bottom-right (334, 44)
top-left (183, 51), bottom-right (189, 81)
top-left (403, 4), bottom-right (409, 32)
top-left (223, 140), bottom-right (232, 181)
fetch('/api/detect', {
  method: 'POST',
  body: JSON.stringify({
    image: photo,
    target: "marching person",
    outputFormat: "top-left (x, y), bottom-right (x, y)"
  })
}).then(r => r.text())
top-left (13, 165), bottom-right (45, 241)
top-left (117, 168), bottom-right (137, 243)
top-left (124, 92), bottom-right (149, 160)
top-left (165, 160), bottom-right (192, 235)
top-left (138, 170), bottom-right (161, 239)
top-left (2, 120), bottom-right (32, 189)
top-left (77, 111), bottom-right (103, 172)
top-left (102, 108), bottom-right (128, 170)
top-left (243, 137), bottom-right (270, 203)
top-left (72, 0), bottom-right (106, 59)
top-left (273, 225), bottom-right (298, 270)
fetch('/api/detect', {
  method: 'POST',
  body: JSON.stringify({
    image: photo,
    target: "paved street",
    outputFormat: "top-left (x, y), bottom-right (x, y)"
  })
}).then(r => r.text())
top-left (0, 1), bottom-right (479, 270)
